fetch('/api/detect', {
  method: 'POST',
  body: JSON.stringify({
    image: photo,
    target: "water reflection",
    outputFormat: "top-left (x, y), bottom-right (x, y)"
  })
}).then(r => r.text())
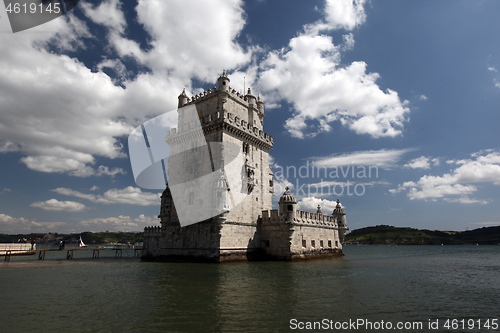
top-left (137, 258), bottom-right (349, 332)
top-left (1, 246), bottom-right (499, 333)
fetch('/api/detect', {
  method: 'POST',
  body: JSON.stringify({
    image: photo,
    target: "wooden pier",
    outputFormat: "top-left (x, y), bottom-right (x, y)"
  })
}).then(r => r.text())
top-left (36, 248), bottom-right (142, 260)
top-left (1, 244), bottom-right (36, 262)
top-left (2, 243), bottom-right (143, 262)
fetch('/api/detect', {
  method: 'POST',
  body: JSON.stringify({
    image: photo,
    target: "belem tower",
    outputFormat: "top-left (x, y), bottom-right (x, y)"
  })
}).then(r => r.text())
top-left (142, 72), bottom-right (348, 262)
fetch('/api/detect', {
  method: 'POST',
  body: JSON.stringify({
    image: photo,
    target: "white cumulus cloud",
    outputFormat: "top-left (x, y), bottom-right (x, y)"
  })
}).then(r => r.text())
top-left (0, 213), bottom-right (67, 233)
top-left (297, 196), bottom-right (341, 214)
top-left (106, 0), bottom-right (252, 83)
top-left (323, 0), bottom-right (368, 30)
top-left (391, 150), bottom-right (500, 203)
top-left (0, 0), bottom-right (252, 178)
top-left (30, 199), bottom-right (88, 212)
top-left (0, 17), bottom-right (135, 176)
top-left (311, 148), bottom-right (413, 169)
top-left (81, 0), bottom-right (127, 33)
top-left (258, 31), bottom-right (409, 138)
top-left (79, 214), bottom-right (157, 232)
top-left (0, 0), bottom-right (408, 181)
top-left (404, 156), bottom-right (440, 169)
top-left (53, 186), bottom-right (160, 206)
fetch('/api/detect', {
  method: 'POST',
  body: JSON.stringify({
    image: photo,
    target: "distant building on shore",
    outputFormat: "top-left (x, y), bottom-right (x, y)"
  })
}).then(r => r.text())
top-left (142, 72), bottom-right (348, 262)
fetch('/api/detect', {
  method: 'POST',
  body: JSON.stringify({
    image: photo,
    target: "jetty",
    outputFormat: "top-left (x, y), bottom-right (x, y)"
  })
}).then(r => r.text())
top-left (36, 247), bottom-right (142, 260)
top-left (1, 243), bottom-right (36, 261)
top-left (2, 244), bottom-right (142, 262)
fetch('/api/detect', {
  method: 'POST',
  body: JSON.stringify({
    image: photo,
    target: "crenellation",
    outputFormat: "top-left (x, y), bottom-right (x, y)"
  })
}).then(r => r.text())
top-left (180, 77), bottom-right (260, 114)
top-left (293, 210), bottom-right (338, 227)
top-left (144, 226), bottom-right (162, 236)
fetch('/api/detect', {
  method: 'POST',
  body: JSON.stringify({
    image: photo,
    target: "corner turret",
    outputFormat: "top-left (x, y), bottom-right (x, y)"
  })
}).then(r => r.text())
top-left (245, 87), bottom-right (257, 106)
top-left (257, 95), bottom-right (264, 116)
top-left (217, 70), bottom-right (230, 92)
top-left (332, 199), bottom-right (348, 243)
top-left (279, 187), bottom-right (296, 222)
top-left (178, 89), bottom-right (189, 108)
top-left (245, 87), bottom-right (259, 128)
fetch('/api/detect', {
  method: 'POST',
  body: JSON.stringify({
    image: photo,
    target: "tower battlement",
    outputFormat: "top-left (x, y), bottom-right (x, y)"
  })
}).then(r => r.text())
top-left (261, 209), bottom-right (337, 227)
top-left (294, 210), bottom-right (338, 227)
top-left (144, 226), bottom-right (162, 236)
top-left (165, 109), bottom-right (274, 147)
top-left (167, 73), bottom-right (273, 151)
top-left (178, 70), bottom-right (263, 112)
top-left (180, 85), bottom-right (253, 107)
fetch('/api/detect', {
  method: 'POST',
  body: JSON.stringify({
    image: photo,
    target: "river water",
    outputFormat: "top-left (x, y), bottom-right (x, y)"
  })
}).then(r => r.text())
top-left (1, 245), bottom-right (499, 332)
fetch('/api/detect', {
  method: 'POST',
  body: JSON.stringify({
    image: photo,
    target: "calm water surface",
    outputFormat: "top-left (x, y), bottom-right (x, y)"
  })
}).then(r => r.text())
top-left (1, 245), bottom-right (499, 332)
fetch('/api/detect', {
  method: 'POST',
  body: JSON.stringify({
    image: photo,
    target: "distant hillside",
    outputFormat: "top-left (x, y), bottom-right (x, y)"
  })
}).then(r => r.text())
top-left (0, 231), bottom-right (144, 245)
top-left (2, 226), bottom-right (499, 246)
top-left (345, 225), bottom-right (500, 245)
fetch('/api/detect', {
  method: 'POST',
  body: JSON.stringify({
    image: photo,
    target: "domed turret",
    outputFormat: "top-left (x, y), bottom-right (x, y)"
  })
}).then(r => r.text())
top-left (257, 95), bottom-right (264, 116)
top-left (279, 186), bottom-right (296, 204)
top-left (217, 70), bottom-right (230, 92)
top-left (332, 199), bottom-right (348, 243)
top-left (279, 186), bottom-right (296, 221)
top-left (333, 199), bottom-right (345, 215)
top-left (178, 89), bottom-right (189, 108)
top-left (245, 87), bottom-right (256, 106)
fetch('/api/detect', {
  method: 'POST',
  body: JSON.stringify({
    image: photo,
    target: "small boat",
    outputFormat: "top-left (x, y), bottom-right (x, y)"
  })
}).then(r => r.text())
top-left (78, 236), bottom-right (88, 248)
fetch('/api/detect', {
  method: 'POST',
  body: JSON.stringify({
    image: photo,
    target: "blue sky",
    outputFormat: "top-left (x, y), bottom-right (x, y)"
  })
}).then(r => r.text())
top-left (1, 0), bottom-right (499, 234)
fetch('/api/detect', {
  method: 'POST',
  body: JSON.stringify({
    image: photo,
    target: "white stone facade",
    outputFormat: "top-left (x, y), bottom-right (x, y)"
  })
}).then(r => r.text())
top-left (142, 72), bottom-right (347, 262)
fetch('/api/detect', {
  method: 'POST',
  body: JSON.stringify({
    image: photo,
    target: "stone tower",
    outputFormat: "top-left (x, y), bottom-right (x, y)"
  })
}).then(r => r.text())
top-left (144, 71), bottom-right (274, 261)
top-left (142, 72), bottom-right (348, 262)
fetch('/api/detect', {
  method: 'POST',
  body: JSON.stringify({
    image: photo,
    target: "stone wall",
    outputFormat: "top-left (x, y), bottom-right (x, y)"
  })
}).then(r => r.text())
top-left (219, 222), bottom-right (261, 261)
top-left (142, 226), bottom-right (162, 258)
top-left (223, 132), bottom-right (273, 225)
top-left (143, 219), bottom-right (222, 261)
top-left (260, 210), bottom-right (291, 259)
top-left (289, 224), bottom-right (342, 259)
top-left (260, 209), bottom-right (344, 260)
